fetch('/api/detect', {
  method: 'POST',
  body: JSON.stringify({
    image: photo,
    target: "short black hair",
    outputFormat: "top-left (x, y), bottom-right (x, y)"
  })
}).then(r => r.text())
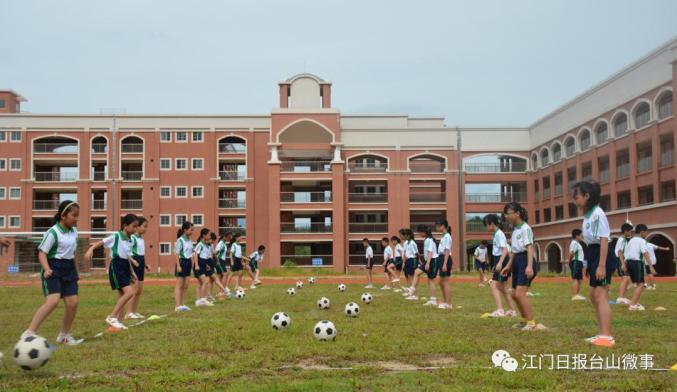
top-left (620, 223), bottom-right (633, 233)
top-left (635, 224), bottom-right (648, 233)
top-left (571, 229), bottom-right (582, 238)
top-left (481, 240), bottom-right (488, 246)
top-left (362, 238), bottom-right (369, 242)
top-left (258, 245), bottom-right (265, 252)
top-left (482, 214), bottom-right (501, 227)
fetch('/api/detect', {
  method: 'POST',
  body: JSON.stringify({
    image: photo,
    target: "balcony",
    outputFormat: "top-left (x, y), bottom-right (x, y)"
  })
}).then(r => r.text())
top-left (34, 171), bottom-right (77, 182)
top-left (219, 227), bottom-right (246, 237)
top-left (410, 192), bottom-right (444, 203)
top-left (466, 220), bottom-right (486, 233)
top-left (33, 200), bottom-right (60, 210)
top-left (616, 163), bottom-right (630, 178)
top-left (281, 222), bottom-right (333, 233)
top-left (348, 223), bottom-right (388, 233)
top-left (219, 199), bottom-right (246, 208)
top-left (464, 161), bottom-right (527, 173)
top-left (554, 184), bottom-right (563, 196)
top-left (464, 192), bottom-right (526, 203)
top-left (637, 156), bottom-right (652, 173)
top-left (348, 193), bottom-right (387, 203)
top-left (348, 162), bottom-right (387, 173)
top-left (92, 200), bottom-right (107, 210)
top-left (281, 254), bottom-right (332, 267)
top-left (120, 199), bottom-right (143, 210)
top-left (281, 192), bottom-right (332, 203)
top-left (599, 169), bottom-right (610, 183)
top-left (92, 171), bottom-right (106, 181)
top-left (219, 170), bottom-right (246, 181)
top-left (281, 161), bottom-right (331, 173)
top-left (543, 188), bottom-right (551, 198)
top-left (661, 150), bottom-right (674, 167)
top-left (91, 143), bottom-right (107, 154)
top-left (121, 171), bottom-right (143, 181)
top-left (218, 141), bottom-right (246, 153)
top-left (120, 143), bottom-right (143, 153)
top-left (33, 142), bottom-right (78, 154)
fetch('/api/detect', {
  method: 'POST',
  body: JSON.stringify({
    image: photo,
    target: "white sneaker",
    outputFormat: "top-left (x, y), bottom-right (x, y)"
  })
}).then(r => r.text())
top-left (365, 284), bottom-right (375, 289)
top-left (250, 284), bottom-right (257, 289)
top-left (423, 299), bottom-right (437, 306)
top-left (522, 322), bottom-right (547, 331)
top-left (56, 333), bottom-right (84, 346)
top-left (526, 291), bottom-right (535, 297)
top-left (124, 313), bottom-right (142, 320)
top-left (505, 310), bottom-right (517, 318)
top-left (478, 283), bottom-right (485, 288)
top-left (488, 309), bottom-right (505, 318)
top-left (175, 305), bottom-right (191, 312)
top-left (629, 304), bottom-right (645, 311)
top-left (135, 313), bottom-right (145, 318)
top-left (437, 303), bottom-right (451, 310)
top-left (205, 300), bottom-right (215, 307)
top-left (393, 289), bottom-right (402, 293)
top-left (405, 295), bottom-right (419, 301)
top-left (105, 316), bottom-right (127, 330)
top-left (381, 285), bottom-right (391, 290)
top-left (391, 278), bottom-right (400, 283)
top-left (20, 330), bottom-right (37, 340)
top-left (616, 297), bottom-right (631, 305)
top-left (571, 294), bottom-right (586, 301)
top-left (254, 279), bottom-right (262, 285)
top-left (584, 335), bottom-right (599, 343)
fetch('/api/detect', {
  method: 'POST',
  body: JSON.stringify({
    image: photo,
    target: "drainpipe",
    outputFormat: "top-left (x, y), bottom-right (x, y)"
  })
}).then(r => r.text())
top-left (456, 127), bottom-right (466, 271)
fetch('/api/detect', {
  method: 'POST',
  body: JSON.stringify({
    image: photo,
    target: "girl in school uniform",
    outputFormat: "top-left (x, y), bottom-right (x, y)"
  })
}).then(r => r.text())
top-left (500, 202), bottom-right (545, 331)
top-left (246, 245), bottom-right (266, 289)
top-left (193, 228), bottom-right (215, 307)
top-left (229, 233), bottom-right (245, 291)
top-left (85, 213), bottom-right (139, 330)
top-left (390, 236), bottom-right (404, 287)
top-left (400, 228), bottom-right (419, 297)
top-left (381, 237), bottom-right (393, 290)
top-left (572, 181), bottom-right (614, 346)
top-left (614, 223), bottom-right (634, 305)
top-left (214, 231), bottom-right (233, 296)
top-left (567, 229), bottom-right (586, 301)
top-left (126, 217), bottom-right (150, 319)
top-left (206, 232), bottom-right (230, 299)
top-left (406, 225), bottom-right (439, 306)
top-left (22, 201), bottom-right (83, 345)
top-left (174, 221), bottom-right (194, 312)
top-left (363, 238), bottom-right (375, 289)
top-left (483, 214), bottom-right (516, 318)
top-left (435, 219), bottom-right (453, 310)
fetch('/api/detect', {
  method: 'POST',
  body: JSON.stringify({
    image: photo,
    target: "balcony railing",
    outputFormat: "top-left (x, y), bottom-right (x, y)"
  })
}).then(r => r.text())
top-left (637, 157), bottom-right (652, 173)
top-left (281, 192), bottom-right (332, 203)
top-left (218, 227), bottom-right (246, 236)
top-left (219, 143), bottom-right (246, 153)
top-left (616, 163), bottom-right (630, 178)
top-left (33, 200), bottom-right (60, 210)
top-left (34, 171), bottom-right (77, 182)
top-left (464, 192), bottom-right (526, 203)
top-left (410, 192), bottom-right (444, 202)
top-left (543, 188), bottom-right (551, 198)
top-left (120, 200), bottom-right (143, 210)
top-left (348, 223), bottom-right (388, 233)
top-left (91, 143), bottom-right (108, 153)
top-left (121, 171), bottom-right (143, 181)
top-left (581, 175), bottom-right (592, 182)
top-left (219, 199), bottom-right (246, 208)
top-left (281, 161), bottom-right (332, 173)
top-left (281, 255), bottom-right (333, 267)
top-left (599, 170), bottom-right (610, 183)
top-left (280, 222), bottom-right (333, 233)
top-left (348, 193), bottom-right (387, 203)
top-left (92, 200), bottom-right (107, 210)
top-left (348, 162), bottom-right (387, 172)
top-left (121, 143), bottom-right (143, 153)
top-left (219, 170), bottom-right (246, 181)
top-left (466, 220), bottom-right (486, 233)
top-left (33, 142), bottom-right (78, 154)
top-left (463, 161), bottom-right (527, 173)
top-left (554, 184), bottom-right (563, 196)
top-left (92, 171), bottom-right (106, 181)
top-left (661, 150), bottom-right (674, 167)
top-left (410, 163), bottom-right (444, 173)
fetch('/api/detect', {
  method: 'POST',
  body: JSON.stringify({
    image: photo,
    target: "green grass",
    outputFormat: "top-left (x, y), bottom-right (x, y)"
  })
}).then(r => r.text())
top-left (0, 279), bottom-right (675, 391)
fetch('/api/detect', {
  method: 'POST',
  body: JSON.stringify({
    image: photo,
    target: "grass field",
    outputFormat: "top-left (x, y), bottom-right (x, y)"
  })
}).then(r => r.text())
top-left (0, 277), bottom-right (675, 391)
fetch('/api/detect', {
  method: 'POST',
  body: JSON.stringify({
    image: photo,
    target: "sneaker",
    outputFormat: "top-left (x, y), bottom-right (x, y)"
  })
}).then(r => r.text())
top-left (56, 333), bottom-right (84, 346)
top-left (423, 299), bottom-right (437, 306)
top-left (488, 309), bottom-right (505, 318)
top-left (204, 300), bottom-right (215, 307)
top-left (628, 304), bottom-right (645, 311)
top-left (250, 284), bottom-right (257, 289)
top-left (590, 335), bottom-right (615, 347)
top-left (391, 278), bottom-right (400, 283)
top-left (478, 283), bottom-right (485, 288)
top-left (124, 313), bottom-right (142, 320)
top-left (393, 289), bottom-right (402, 293)
top-left (365, 284), bottom-right (375, 289)
top-left (105, 316), bottom-right (127, 330)
top-left (584, 335), bottom-right (599, 343)
top-left (175, 306), bottom-right (190, 312)
top-left (254, 279), bottom-right (262, 285)
top-left (526, 291), bottom-right (535, 297)
top-left (521, 321), bottom-right (546, 331)
top-left (616, 297), bottom-right (631, 305)
top-left (401, 292), bottom-right (410, 297)
top-left (405, 295), bottom-right (419, 301)
top-left (437, 303), bottom-right (451, 310)
top-left (511, 321), bottom-right (527, 329)
top-left (571, 294), bottom-right (586, 301)
top-left (20, 330), bottom-right (37, 340)
top-left (505, 310), bottom-right (517, 318)
top-left (134, 313), bottom-right (145, 318)
top-left (381, 285), bottom-right (391, 290)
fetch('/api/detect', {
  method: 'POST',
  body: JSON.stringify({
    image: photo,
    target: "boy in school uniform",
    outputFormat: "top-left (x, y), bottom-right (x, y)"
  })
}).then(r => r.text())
top-left (622, 226), bottom-right (653, 311)
top-left (474, 241), bottom-right (489, 287)
top-left (635, 224), bottom-right (670, 290)
top-left (614, 223), bottom-right (633, 305)
top-left (363, 239), bottom-right (375, 289)
top-left (246, 245), bottom-right (266, 289)
top-left (567, 229), bottom-right (586, 300)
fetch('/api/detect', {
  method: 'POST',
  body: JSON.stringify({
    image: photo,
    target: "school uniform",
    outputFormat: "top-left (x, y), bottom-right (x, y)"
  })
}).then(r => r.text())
top-left (623, 236), bottom-right (647, 284)
top-left (644, 242), bottom-right (657, 275)
top-left (131, 234), bottom-right (146, 281)
top-left (614, 237), bottom-right (629, 277)
top-left (510, 222), bottom-right (540, 289)
top-left (491, 229), bottom-right (510, 282)
top-left (174, 235), bottom-right (194, 278)
top-left (37, 223), bottom-right (79, 297)
top-left (437, 232), bottom-right (453, 277)
top-left (383, 245), bottom-right (393, 273)
top-left (194, 241), bottom-right (214, 278)
top-left (104, 231), bottom-right (134, 290)
top-left (249, 251), bottom-right (263, 272)
top-left (569, 240), bottom-right (584, 281)
top-left (214, 240), bottom-right (229, 274)
top-left (418, 237), bottom-right (440, 279)
top-left (393, 243), bottom-right (404, 271)
top-left (231, 242), bottom-right (244, 272)
top-left (404, 240), bottom-right (418, 277)
top-left (581, 205), bottom-right (613, 287)
top-left (364, 245), bottom-right (374, 269)
top-left (474, 246), bottom-right (488, 271)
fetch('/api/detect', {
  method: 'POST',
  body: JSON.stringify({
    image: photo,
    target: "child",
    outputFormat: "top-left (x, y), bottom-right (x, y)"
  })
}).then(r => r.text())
top-left (206, 232), bottom-right (229, 299)
top-left (482, 214), bottom-right (516, 318)
top-left (435, 219), bottom-right (453, 310)
top-left (193, 228), bottom-right (215, 307)
top-left (636, 224), bottom-right (670, 290)
top-left (85, 213), bottom-right (139, 330)
top-left (126, 217), bottom-right (150, 319)
top-left (363, 238), bottom-right (375, 288)
top-left (391, 236), bottom-right (404, 287)
top-left (230, 234), bottom-right (245, 290)
top-left (614, 223), bottom-right (633, 305)
top-left (401, 229), bottom-right (419, 297)
top-left (381, 237), bottom-right (393, 290)
top-left (572, 181), bottom-right (614, 346)
top-left (473, 241), bottom-right (489, 287)
top-left (500, 202), bottom-right (545, 331)
top-left (247, 245), bottom-right (266, 288)
top-left (622, 225), bottom-right (653, 311)
top-left (214, 231), bottom-right (233, 296)
top-left (22, 201), bottom-right (83, 345)
top-left (406, 225), bottom-right (439, 305)
top-left (568, 229), bottom-right (586, 300)
top-left (174, 221), bottom-right (194, 312)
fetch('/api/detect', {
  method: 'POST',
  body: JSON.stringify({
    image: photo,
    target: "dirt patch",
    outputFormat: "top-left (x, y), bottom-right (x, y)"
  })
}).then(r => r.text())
top-left (282, 356), bottom-right (457, 372)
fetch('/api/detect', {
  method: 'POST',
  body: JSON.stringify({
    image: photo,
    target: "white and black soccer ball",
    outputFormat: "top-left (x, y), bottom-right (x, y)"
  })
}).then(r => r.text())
top-left (308, 276), bottom-right (316, 284)
top-left (235, 289), bottom-right (246, 299)
top-left (296, 281), bottom-right (304, 289)
top-left (344, 302), bottom-right (360, 317)
top-left (13, 335), bottom-right (52, 370)
top-left (361, 293), bottom-right (373, 304)
top-left (338, 283), bottom-right (346, 292)
top-left (287, 287), bottom-right (296, 296)
top-left (313, 320), bottom-right (337, 341)
top-left (317, 297), bottom-right (331, 310)
top-left (271, 312), bottom-right (291, 330)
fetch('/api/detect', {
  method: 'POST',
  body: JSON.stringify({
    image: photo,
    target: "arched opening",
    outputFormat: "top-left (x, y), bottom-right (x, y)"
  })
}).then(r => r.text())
top-left (647, 234), bottom-right (675, 276)
top-left (219, 136), bottom-right (246, 153)
top-left (579, 129), bottom-right (591, 150)
top-left (33, 136), bottom-right (79, 154)
top-left (531, 154), bottom-right (539, 170)
top-left (633, 102), bottom-right (651, 129)
top-left (613, 112), bottom-right (628, 136)
top-left (348, 154), bottom-right (388, 172)
top-left (278, 120), bottom-right (334, 144)
top-left (546, 243), bottom-right (562, 273)
top-left (540, 148), bottom-right (550, 166)
top-left (552, 143), bottom-right (562, 162)
top-left (409, 154), bottom-right (445, 173)
top-left (91, 136), bottom-right (107, 153)
top-left (120, 136), bottom-right (144, 153)
top-left (657, 91), bottom-right (673, 120)
top-left (564, 136), bottom-right (576, 156)
top-left (595, 122), bottom-right (608, 144)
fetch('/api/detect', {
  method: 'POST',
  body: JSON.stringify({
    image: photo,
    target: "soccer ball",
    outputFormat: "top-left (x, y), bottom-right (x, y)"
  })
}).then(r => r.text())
top-left (296, 281), bottom-right (304, 289)
top-left (308, 277), bottom-right (316, 284)
top-left (235, 289), bottom-right (246, 299)
top-left (361, 293), bottom-right (373, 304)
top-left (13, 335), bottom-right (52, 370)
top-left (338, 283), bottom-right (346, 292)
top-left (345, 302), bottom-right (360, 317)
top-left (271, 312), bottom-right (291, 330)
top-left (287, 288), bottom-right (296, 296)
top-left (317, 297), bottom-right (331, 309)
top-left (313, 320), bottom-right (337, 341)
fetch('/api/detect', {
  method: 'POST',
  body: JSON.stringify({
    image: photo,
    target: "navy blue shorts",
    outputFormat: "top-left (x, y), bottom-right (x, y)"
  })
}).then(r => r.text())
top-left (612, 256), bottom-right (624, 277)
top-left (644, 264), bottom-right (654, 275)
top-left (232, 257), bottom-right (243, 272)
top-left (437, 254), bottom-right (453, 278)
top-left (215, 259), bottom-right (228, 274)
top-left (475, 259), bottom-right (488, 271)
top-left (365, 257), bottom-right (374, 270)
top-left (249, 259), bottom-right (258, 272)
top-left (132, 255), bottom-right (145, 281)
top-left (586, 244), bottom-right (614, 287)
top-left (418, 258), bottom-right (439, 279)
top-left (392, 257), bottom-right (403, 271)
top-left (109, 257), bottom-right (132, 290)
top-left (570, 259), bottom-right (583, 280)
top-left (491, 254), bottom-right (510, 282)
top-left (511, 252), bottom-right (539, 289)
top-left (41, 258), bottom-right (79, 297)
top-left (194, 257), bottom-right (214, 278)
top-left (404, 257), bottom-right (417, 277)
top-left (626, 260), bottom-right (645, 284)
top-left (175, 257), bottom-right (192, 278)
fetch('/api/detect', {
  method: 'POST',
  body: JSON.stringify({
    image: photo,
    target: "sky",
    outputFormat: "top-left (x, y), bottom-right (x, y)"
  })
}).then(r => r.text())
top-left (2, 0), bottom-right (676, 126)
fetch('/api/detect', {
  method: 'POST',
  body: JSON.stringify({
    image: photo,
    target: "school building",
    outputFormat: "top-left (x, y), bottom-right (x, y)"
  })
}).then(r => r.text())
top-left (0, 37), bottom-right (676, 276)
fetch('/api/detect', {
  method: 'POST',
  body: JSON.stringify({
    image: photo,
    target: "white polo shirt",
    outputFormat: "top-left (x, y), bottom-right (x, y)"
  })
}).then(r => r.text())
top-left (131, 234), bottom-right (145, 257)
top-left (582, 206), bottom-right (610, 245)
top-left (103, 231), bottom-right (133, 259)
top-left (645, 242), bottom-right (657, 266)
top-left (423, 237), bottom-right (439, 259)
top-left (38, 223), bottom-right (78, 260)
top-left (615, 237), bottom-right (629, 258)
top-left (623, 237), bottom-right (647, 261)
top-left (175, 235), bottom-right (194, 259)
top-left (195, 241), bottom-right (213, 259)
top-left (394, 243), bottom-right (404, 258)
top-left (492, 230), bottom-right (508, 257)
top-left (474, 246), bottom-right (487, 262)
top-left (231, 242), bottom-right (243, 258)
top-left (215, 240), bottom-right (228, 261)
top-left (365, 245), bottom-right (373, 259)
top-left (383, 245), bottom-right (393, 261)
top-left (404, 240), bottom-right (418, 259)
top-left (510, 222), bottom-right (533, 253)
top-left (437, 232), bottom-right (452, 255)
top-left (569, 240), bottom-right (583, 261)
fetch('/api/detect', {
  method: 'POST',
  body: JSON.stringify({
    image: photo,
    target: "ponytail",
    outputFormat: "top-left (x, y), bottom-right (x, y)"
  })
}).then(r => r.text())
top-left (503, 202), bottom-right (528, 223)
top-left (572, 181), bottom-right (601, 212)
top-left (177, 221), bottom-right (193, 239)
top-left (198, 228), bottom-right (209, 242)
top-left (54, 200), bottom-right (79, 224)
top-left (416, 224), bottom-right (433, 238)
top-left (436, 218), bottom-right (451, 234)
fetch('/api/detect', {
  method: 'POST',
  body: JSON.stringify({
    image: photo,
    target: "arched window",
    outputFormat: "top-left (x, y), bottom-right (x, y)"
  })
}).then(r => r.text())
top-left (121, 136), bottom-right (144, 153)
top-left (564, 136), bottom-right (576, 156)
top-left (634, 102), bottom-right (651, 129)
top-left (348, 154), bottom-right (388, 172)
top-left (540, 148), bottom-right (550, 166)
top-left (409, 154), bottom-right (445, 173)
top-left (595, 122), bottom-right (608, 144)
top-left (552, 143), bottom-right (562, 162)
top-left (657, 91), bottom-right (673, 120)
top-left (218, 136), bottom-right (246, 153)
top-left (613, 112), bottom-right (628, 136)
top-left (91, 136), bottom-right (107, 153)
top-left (579, 129), bottom-right (591, 151)
top-left (531, 154), bottom-right (539, 170)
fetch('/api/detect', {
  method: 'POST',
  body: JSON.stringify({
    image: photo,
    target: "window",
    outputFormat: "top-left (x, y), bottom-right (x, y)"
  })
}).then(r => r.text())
top-left (554, 172), bottom-right (563, 196)
top-left (9, 187), bottom-right (21, 199)
top-left (634, 102), bottom-right (651, 129)
top-left (581, 161), bottom-right (592, 181)
top-left (192, 186), bottom-right (204, 198)
top-left (638, 186), bottom-right (653, 206)
top-left (192, 132), bottom-right (203, 142)
top-left (598, 156), bottom-right (610, 182)
top-left (9, 216), bottom-right (21, 228)
top-left (616, 149), bottom-right (630, 178)
top-left (191, 158), bottom-right (203, 170)
top-left (540, 149), bottom-right (549, 166)
top-left (544, 208), bottom-right (551, 223)
top-left (657, 91), bottom-right (673, 120)
top-left (192, 214), bottom-right (204, 226)
top-left (552, 143), bottom-right (562, 161)
top-left (175, 214), bottom-right (187, 226)
top-left (0, 216), bottom-right (5, 228)
top-left (568, 203), bottom-right (577, 218)
top-left (160, 186), bottom-right (171, 198)
top-left (613, 113), bottom-right (628, 136)
top-left (10, 131), bottom-right (22, 142)
top-left (0, 159), bottom-right (5, 170)
top-left (660, 180), bottom-right (676, 202)
top-left (10, 158), bottom-right (21, 171)
top-left (160, 214), bottom-right (171, 226)
top-left (555, 205), bottom-right (564, 220)
top-left (176, 159), bottom-right (187, 170)
top-left (160, 158), bottom-right (171, 170)
top-left (579, 129), bottom-right (591, 150)
top-left (660, 134), bottom-right (675, 167)
top-left (0, 131), bottom-right (5, 141)
top-left (564, 137), bottom-right (576, 156)
top-left (617, 191), bottom-right (631, 209)
top-left (160, 132), bottom-right (171, 142)
top-left (176, 186), bottom-right (188, 198)
top-left (531, 154), bottom-right (538, 170)
top-left (0, 187), bottom-right (5, 199)
top-left (0, 99), bottom-right (4, 108)
top-left (595, 122), bottom-right (608, 144)
top-left (600, 195), bottom-right (610, 211)
top-left (535, 210), bottom-right (540, 224)
top-left (176, 132), bottom-right (187, 142)
top-left (542, 176), bottom-right (550, 198)
top-left (159, 243), bottom-right (171, 255)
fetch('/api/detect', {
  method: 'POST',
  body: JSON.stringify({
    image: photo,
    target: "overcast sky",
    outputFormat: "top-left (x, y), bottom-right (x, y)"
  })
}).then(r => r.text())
top-left (2, 0), bottom-right (676, 126)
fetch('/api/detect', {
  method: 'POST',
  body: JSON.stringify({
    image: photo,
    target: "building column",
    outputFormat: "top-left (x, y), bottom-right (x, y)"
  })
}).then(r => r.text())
top-left (446, 170), bottom-right (461, 271)
top-left (331, 156), bottom-right (346, 272)
top-left (267, 160), bottom-right (281, 268)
